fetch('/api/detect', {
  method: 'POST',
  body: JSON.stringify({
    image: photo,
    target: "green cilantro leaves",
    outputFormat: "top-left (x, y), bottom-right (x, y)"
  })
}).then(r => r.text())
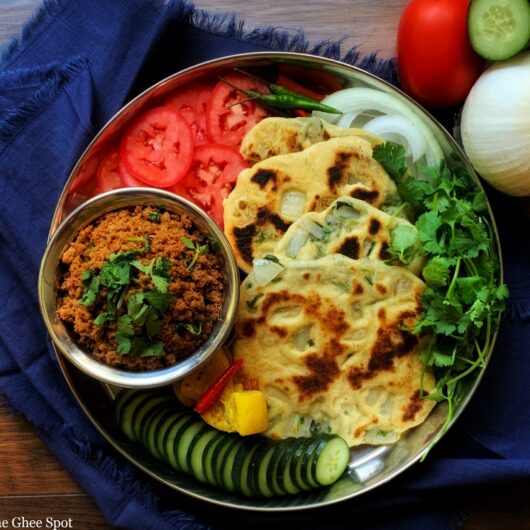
top-left (79, 240), bottom-right (173, 358)
top-left (182, 237), bottom-right (209, 270)
top-left (374, 141), bottom-right (508, 447)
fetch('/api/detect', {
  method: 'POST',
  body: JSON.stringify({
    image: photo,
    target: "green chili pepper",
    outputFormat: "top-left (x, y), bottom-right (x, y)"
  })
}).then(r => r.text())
top-left (220, 76), bottom-right (342, 115)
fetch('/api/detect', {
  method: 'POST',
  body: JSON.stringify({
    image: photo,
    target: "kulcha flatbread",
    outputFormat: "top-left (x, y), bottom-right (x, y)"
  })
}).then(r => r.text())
top-left (234, 254), bottom-right (435, 446)
top-left (240, 116), bottom-right (383, 164)
top-left (223, 136), bottom-right (400, 273)
top-left (273, 196), bottom-right (424, 276)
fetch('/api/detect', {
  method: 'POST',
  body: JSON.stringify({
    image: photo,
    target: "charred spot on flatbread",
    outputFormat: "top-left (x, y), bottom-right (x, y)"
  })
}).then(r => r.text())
top-left (369, 218), bottom-right (381, 235)
top-left (338, 236), bottom-right (361, 259)
top-left (402, 390), bottom-right (424, 422)
top-left (351, 188), bottom-right (379, 203)
top-left (256, 206), bottom-right (291, 233)
top-left (232, 224), bottom-right (257, 267)
top-left (327, 151), bottom-right (355, 190)
top-left (294, 352), bottom-right (341, 399)
top-left (251, 169), bottom-right (278, 190)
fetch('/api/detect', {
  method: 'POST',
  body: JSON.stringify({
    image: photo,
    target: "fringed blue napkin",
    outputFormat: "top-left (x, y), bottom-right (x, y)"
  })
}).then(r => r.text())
top-left (1, 1), bottom-right (528, 529)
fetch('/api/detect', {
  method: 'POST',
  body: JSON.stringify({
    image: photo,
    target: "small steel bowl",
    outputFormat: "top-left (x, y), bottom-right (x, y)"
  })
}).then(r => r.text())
top-left (38, 187), bottom-right (240, 388)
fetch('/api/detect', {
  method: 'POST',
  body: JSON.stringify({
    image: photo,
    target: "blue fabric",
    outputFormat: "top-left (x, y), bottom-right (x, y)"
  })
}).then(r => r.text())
top-left (0, 1), bottom-right (528, 529)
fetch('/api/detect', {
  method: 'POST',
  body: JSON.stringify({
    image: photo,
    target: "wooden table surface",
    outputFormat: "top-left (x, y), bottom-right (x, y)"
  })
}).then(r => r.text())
top-left (1, 1), bottom-right (529, 528)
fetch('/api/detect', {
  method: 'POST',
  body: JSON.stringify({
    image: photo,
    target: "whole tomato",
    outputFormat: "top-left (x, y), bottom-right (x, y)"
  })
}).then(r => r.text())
top-left (397, 0), bottom-right (485, 109)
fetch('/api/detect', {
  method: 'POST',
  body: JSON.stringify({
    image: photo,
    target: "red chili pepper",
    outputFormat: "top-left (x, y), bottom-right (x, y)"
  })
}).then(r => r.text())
top-left (276, 74), bottom-right (325, 102)
top-left (194, 358), bottom-right (244, 414)
top-left (292, 109), bottom-right (309, 117)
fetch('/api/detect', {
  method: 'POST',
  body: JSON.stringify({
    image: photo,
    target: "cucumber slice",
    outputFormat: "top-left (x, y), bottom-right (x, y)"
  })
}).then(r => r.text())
top-left (133, 395), bottom-right (173, 443)
top-left (468, 0), bottom-right (530, 60)
top-left (267, 438), bottom-right (296, 496)
top-left (120, 391), bottom-right (158, 441)
top-left (144, 407), bottom-right (174, 459)
top-left (291, 438), bottom-right (314, 491)
top-left (277, 440), bottom-right (302, 495)
top-left (175, 420), bottom-right (208, 474)
top-left (202, 433), bottom-right (229, 487)
top-left (164, 414), bottom-right (196, 469)
top-left (310, 436), bottom-right (350, 486)
top-left (188, 427), bottom-right (219, 483)
top-left (252, 442), bottom-right (276, 498)
top-left (221, 439), bottom-right (245, 493)
top-left (157, 412), bottom-right (186, 462)
top-left (298, 437), bottom-right (322, 488)
top-left (114, 388), bottom-right (136, 426)
top-left (213, 436), bottom-right (240, 488)
top-left (233, 440), bottom-right (260, 497)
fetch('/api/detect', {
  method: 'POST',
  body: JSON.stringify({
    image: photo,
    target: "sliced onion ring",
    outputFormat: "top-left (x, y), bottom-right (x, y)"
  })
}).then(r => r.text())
top-left (363, 115), bottom-right (428, 162)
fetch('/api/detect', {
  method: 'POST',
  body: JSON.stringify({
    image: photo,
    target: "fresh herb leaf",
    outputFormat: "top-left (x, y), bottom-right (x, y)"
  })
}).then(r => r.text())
top-left (175, 321), bottom-right (204, 336)
top-left (94, 312), bottom-right (110, 328)
top-left (138, 340), bottom-right (165, 357)
top-left (373, 141), bottom-right (408, 181)
top-left (148, 211), bottom-right (161, 223)
top-left (389, 224), bottom-right (419, 264)
top-left (117, 314), bottom-right (134, 336)
top-left (246, 293), bottom-right (264, 313)
top-left (422, 256), bottom-right (453, 289)
top-left (183, 237), bottom-right (209, 270)
top-left (79, 269), bottom-right (100, 306)
top-left (145, 313), bottom-right (163, 338)
top-left (116, 334), bottom-right (132, 355)
top-left (144, 289), bottom-right (174, 313)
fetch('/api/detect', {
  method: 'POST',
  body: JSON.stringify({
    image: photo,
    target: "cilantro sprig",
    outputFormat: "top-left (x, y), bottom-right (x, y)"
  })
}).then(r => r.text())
top-left (79, 239), bottom-right (174, 358)
top-left (373, 142), bottom-right (508, 451)
top-left (182, 237), bottom-right (209, 270)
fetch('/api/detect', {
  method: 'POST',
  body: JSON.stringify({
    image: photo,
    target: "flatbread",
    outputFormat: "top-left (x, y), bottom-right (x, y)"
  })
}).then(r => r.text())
top-left (273, 196), bottom-right (424, 276)
top-left (234, 254), bottom-right (435, 446)
top-left (240, 116), bottom-right (383, 164)
top-left (224, 136), bottom-right (399, 273)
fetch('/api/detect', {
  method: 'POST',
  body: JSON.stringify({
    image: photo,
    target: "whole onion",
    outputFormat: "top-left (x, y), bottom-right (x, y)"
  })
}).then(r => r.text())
top-left (461, 52), bottom-right (530, 196)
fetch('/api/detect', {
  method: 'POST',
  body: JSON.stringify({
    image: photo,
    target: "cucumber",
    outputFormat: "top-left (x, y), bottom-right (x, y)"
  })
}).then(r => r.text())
top-left (202, 433), bottom-right (229, 487)
top-left (113, 391), bottom-right (351, 497)
top-left (157, 412), bottom-right (186, 461)
top-left (133, 395), bottom-right (174, 443)
top-left (120, 391), bottom-right (159, 441)
top-left (233, 439), bottom-right (260, 497)
top-left (188, 427), bottom-right (219, 483)
top-left (221, 438), bottom-right (246, 493)
top-left (309, 436), bottom-right (350, 486)
top-left (175, 420), bottom-right (209, 474)
top-left (267, 438), bottom-right (296, 496)
top-left (252, 442), bottom-right (276, 498)
top-left (213, 436), bottom-right (240, 488)
top-left (468, 0), bottom-right (530, 60)
top-left (291, 438), bottom-right (314, 491)
top-left (164, 414), bottom-right (196, 469)
top-left (144, 407), bottom-right (174, 460)
top-left (114, 388), bottom-right (136, 426)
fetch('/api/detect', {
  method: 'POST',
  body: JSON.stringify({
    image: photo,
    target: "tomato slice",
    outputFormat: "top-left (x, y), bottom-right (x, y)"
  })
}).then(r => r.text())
top-left (120, 106), bottom-right (194, 187)
top-left (118, 157), bottom-right (144, 187)
top-left (171, 144), bottom-right (249, 226)
top-left (165, 82), bottom-right (212, 146)
top-left (95, 149), bottom-right (123, 193)
top-left (205, 72), bottom-right (269, 147)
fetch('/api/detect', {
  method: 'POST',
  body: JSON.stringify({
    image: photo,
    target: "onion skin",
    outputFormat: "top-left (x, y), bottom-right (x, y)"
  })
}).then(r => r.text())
top-left (461, 53), bottom-right (530, 196)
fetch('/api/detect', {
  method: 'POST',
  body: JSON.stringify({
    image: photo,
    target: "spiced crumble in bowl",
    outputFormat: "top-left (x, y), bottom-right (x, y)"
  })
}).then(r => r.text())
top-left (39, 188), bottom-right (239, 388)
